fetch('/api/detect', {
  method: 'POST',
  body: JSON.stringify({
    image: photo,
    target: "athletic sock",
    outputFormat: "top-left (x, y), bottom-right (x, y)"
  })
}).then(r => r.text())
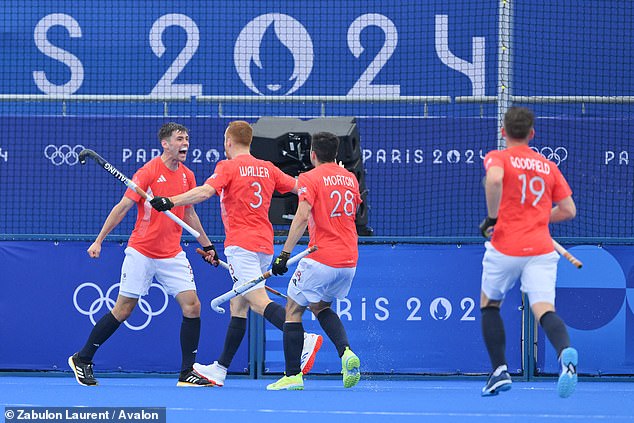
top-left (218, 316), bottom-right (247, 369)
top-left (316, 308), bottom-right (350, 357)
top-left (539, 311), bottom-right (571, 356)
top-left (263, 301), bottom-right (285, 330)
top-left (481, 306), bottom-right (507, 370)
top-left (180, 316), bottom-right (201, 373)
top-left (283, 322), bottom-right (304, 376)
top-left (78, 311), bottom-right (121, 362)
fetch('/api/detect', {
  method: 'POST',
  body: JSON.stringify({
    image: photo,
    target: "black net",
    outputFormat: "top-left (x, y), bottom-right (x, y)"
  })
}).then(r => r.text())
top-left (0, 1), bottom-right (631, 240)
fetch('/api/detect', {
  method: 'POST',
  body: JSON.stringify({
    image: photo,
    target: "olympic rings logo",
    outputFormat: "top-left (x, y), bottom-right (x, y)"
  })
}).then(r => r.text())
top-left (44, 144), bottom-right (85, 166)
top-left (73, 282), bottom-right (169, 331)
top-left (531, 146), bottom-right (568, 166)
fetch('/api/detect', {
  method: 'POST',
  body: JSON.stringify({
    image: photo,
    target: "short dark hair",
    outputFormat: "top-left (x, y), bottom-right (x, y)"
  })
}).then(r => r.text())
top-left (158, 122), bottom-right (188, 142)
top-left (503, 107), bottom-right (534, 139)
top-left (311, 132), bottom-right (339, 163)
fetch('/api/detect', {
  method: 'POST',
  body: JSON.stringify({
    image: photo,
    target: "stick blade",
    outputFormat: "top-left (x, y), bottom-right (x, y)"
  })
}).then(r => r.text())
top-left (78, 148), bottom-right (95, 165)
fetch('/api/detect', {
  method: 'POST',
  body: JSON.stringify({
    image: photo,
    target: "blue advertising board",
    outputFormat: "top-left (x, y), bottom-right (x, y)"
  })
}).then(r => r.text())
top-left (264, 243), bottom-right (524, 375)
top-left (538, 245), bottom-right (634, 376)
top-left (0, 241), bottom-right (249, 373)
top-left (1, 116), bottom-right (632, 238)
top-left (2, 1), bottom-right (498, 97)
top-left (2, 241), bottom-right (633, 376)
top-left (1, 1), bottom-right (631, 97)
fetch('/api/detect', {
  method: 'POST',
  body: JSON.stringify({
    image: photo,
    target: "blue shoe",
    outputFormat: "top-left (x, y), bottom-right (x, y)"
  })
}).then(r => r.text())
top-left (557, 347), bottom-right (578, 398)
top-left (481, 367), bottom-right (512, 396)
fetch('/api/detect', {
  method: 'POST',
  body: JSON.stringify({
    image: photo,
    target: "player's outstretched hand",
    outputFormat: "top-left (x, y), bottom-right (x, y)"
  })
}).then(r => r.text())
top-left (271, 251), bottom-right (291, 276)
top-left (150, 196), bottom-right (174, 211)
top-left (479, 216), bottom-right (497, 238)
top-left (202, 244), bottom-right (219, 267)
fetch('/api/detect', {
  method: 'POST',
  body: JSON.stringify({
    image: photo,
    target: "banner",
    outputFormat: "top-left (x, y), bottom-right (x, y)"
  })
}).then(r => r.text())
top-left (2, 2), bottom-right (630, 97)
top-left (0, 241), bottom-right (248, 373)
top-left (537, 245), bottom-right (634, 376)
top-left (264, 243), bottom-right (524, 375)
top-left (2, 241), bottom-right (633, 376)
top-left (1, 116), bottom-right (632, 238)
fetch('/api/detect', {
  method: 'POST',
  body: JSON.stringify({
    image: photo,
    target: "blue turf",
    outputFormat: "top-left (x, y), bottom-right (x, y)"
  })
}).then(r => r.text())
top-left (2, 376), bottom-right (634, 422)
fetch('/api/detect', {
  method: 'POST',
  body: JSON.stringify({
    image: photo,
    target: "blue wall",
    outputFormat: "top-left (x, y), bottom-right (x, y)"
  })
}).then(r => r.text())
top-left (2, 116), bottom-right (633, 238)
top-left (2, 241), bottom-right (633, 377)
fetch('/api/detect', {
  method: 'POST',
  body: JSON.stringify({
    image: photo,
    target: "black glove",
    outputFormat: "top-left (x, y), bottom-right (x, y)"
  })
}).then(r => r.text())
top-left (150, 196), bottom-right (174, 212)
top-left (202, 244), bottom-right (219, 267)
top-left (271, 251), bottom-right (291, 276)
top-left (479, 216), bottom-right (498, 238)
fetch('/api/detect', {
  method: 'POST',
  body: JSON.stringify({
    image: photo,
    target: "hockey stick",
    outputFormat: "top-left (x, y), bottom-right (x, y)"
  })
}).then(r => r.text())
top-left (552, 239), bottom-right (583, 269)
top-left (79, 148), bottom-right (200, 238)
top-left (195, 248), bottom-right (286, 298)
top-left (209, 246), bottom-right (317, 313)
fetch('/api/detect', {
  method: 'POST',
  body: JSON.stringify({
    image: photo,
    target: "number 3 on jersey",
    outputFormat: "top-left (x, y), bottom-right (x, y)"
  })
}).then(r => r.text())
top-left (250, 181), bottom-right (263, 208)
top-left (330, 189), bottom-right (356, 217)
top-left (518, 174), bottom-right (545, 206)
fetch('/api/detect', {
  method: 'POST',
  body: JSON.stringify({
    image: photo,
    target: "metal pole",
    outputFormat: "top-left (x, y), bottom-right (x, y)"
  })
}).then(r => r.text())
top-left (497, 0), bottom-right (512, 149)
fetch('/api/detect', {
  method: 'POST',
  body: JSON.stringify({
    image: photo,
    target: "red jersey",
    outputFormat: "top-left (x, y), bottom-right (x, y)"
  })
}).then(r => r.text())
top-left (125, 156), bottom-right (196, 259)
top-left (205, 155), bottom-right (296, 254)
top-left (297, 162), bottom-right (361, 267)
top-left (483, 144), bottom-right (572, 256)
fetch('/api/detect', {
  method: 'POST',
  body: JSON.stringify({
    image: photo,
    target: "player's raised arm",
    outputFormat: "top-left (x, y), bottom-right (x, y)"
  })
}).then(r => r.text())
top-left (150, 184), bottom-right (217, 211)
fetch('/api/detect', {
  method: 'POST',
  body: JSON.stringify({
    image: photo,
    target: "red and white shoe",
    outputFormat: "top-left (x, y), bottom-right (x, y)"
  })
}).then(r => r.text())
top-left (300, 333), bottom-right (323, 374)
top-left (192, 361), bottom-right (226, 387)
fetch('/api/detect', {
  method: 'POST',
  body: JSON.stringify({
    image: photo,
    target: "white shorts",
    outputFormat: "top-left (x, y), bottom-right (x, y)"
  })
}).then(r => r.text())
top-left (119, 247), bottom-right (196, 298)
top-left (287, 258), bottom-right (356, 307)
top-left (481, 241), bottom-right (560, 306)
top-left (224, 246), bottom-right (273, 295)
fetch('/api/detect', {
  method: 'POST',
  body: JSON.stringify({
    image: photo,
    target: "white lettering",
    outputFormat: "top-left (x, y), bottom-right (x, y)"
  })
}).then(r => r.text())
top-left (66, 410), bottom-right (110, 420)
top-left (509, 156), bottom-right (551, 175)
top-left (118, 409), bottom-right (159, 420)
top-left (361, 297), bottom-right (367, 321)
top-left (322, 175), bottom-right (355, 187)
top-left (435, 15), bottom-right (485, 96)
top-left (376, 149), bottom-right (386, 163)
top-left (239, 166), bottom-right (270, 178)
top-left (136, 149), bottom-right (148, 163)
top-left (375, 297), bottom-right (390, 321)
top-left (619, 151), bottom-right (629, 165)
top-left (122, 148), bottom-right (161, 163)
top-left (18, 409), bottom-right (63, 419)
top-left (337, 298), bottom-right (352, 320)
top-left (33, 14), bottom-right (84, 95)
top-left (362, 148), bottom-right (372, 163)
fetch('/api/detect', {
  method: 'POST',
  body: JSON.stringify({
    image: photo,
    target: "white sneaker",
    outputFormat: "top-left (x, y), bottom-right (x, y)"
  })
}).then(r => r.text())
top-left (192, 361), bottom-right (226, 387)
top-left (300, 333), bottom-right (323, 374)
